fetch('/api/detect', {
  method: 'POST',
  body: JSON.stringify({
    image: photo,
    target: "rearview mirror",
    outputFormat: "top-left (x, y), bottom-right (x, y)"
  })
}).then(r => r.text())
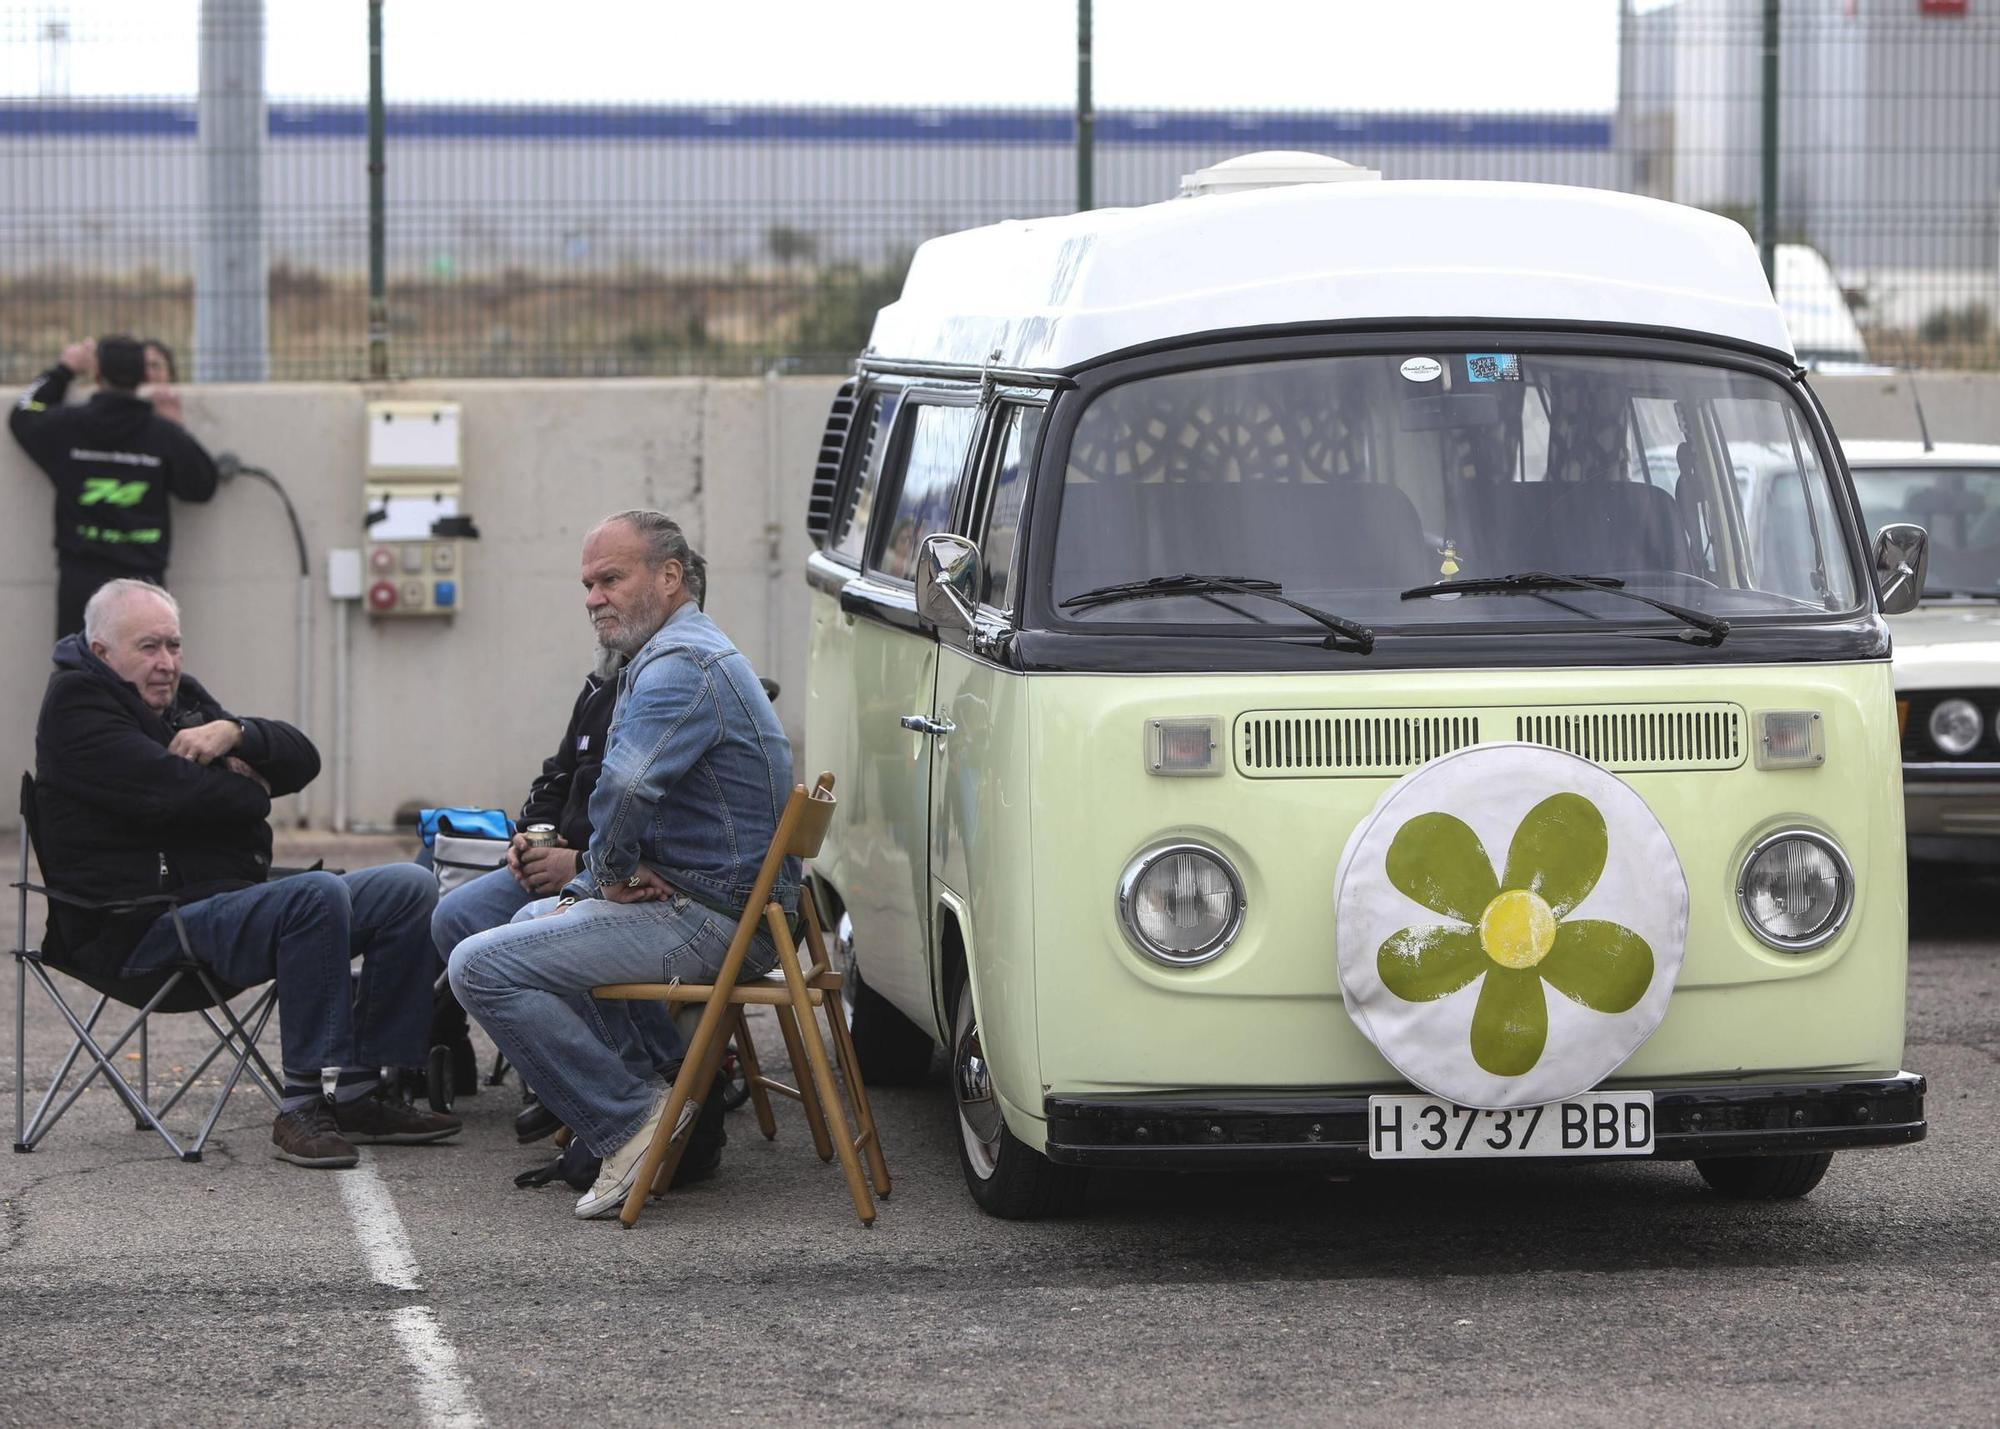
top-left (1873, 522), bottom-right (1929, 615)
top-left (915, 532), bottom-right (981, 635)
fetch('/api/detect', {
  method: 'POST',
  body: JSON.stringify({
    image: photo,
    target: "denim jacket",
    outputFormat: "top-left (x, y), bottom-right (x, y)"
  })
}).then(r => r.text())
top-left (567, 602), bottom-right (798, 915)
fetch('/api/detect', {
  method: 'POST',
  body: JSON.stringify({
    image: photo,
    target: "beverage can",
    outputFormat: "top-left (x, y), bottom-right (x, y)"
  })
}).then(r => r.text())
top-left (520, 824), bottom-right (558, 849)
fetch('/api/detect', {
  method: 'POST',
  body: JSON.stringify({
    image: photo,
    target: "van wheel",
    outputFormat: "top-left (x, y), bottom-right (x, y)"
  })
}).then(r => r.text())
top-left (1694, 1152), bottom-right (1834, 1200)
top-left (833, 914), bottom-right (935, 1084)
top-left (951, 980), bottom-right (1087, 1219)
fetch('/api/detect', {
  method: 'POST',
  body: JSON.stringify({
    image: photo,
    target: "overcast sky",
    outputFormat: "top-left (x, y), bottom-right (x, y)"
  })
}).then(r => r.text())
top-left (2, 0), bottom-right (1624, 111)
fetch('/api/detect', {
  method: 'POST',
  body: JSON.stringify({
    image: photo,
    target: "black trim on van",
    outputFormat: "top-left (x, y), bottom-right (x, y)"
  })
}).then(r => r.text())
top-left (836, 572), bottom-right (929, 634)
top-left (1042, 1071), bottom-right (1926, 1170)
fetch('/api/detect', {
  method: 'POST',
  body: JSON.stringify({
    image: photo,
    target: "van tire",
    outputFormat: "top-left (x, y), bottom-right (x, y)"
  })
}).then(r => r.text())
top-left (1694, 1152), bottom-right (1834, 1200)
top-left (951, 980), bottom-right (1088, 1219)
top-left (847, 969), bottom-right (937, 1085)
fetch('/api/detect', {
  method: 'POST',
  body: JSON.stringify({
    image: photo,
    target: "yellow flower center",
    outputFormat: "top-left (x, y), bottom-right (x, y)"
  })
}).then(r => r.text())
top-left (1478, 889), bottom-right (1557, 969)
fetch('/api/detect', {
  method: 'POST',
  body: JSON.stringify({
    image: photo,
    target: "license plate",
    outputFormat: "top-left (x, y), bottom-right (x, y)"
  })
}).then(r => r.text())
top-left (1366, 1091), bottom-right (1655, 1160)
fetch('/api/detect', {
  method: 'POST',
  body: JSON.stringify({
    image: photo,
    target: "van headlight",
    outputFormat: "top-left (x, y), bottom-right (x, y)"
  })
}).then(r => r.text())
top-left (1117, 843), bottom-right (1246, 966)
top-left (1928, 698), bottom-right (1983, 756)
top-left (1737, 829), bottom-right (1853, 952)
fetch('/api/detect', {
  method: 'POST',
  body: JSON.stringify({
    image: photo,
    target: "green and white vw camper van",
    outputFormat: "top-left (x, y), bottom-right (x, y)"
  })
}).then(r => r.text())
top-left (801, 176), bottom-right (1928, 1218)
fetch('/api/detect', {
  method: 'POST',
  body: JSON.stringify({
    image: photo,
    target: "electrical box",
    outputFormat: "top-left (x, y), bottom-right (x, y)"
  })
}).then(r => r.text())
top-left (363, 401), bottom-right (470, 617)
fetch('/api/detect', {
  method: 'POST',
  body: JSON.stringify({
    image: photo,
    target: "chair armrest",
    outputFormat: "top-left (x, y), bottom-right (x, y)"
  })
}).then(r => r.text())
top-left (12, 880), bottom-right (185, 915)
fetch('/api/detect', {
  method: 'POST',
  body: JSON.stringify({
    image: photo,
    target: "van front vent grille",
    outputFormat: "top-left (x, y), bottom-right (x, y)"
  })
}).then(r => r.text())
top-left (1514, 704), bottom-right (1745, 770)
top-left (1236, 712), bottom-right (1480, 778)
top-left (804, 378), bottom-right (858, 546)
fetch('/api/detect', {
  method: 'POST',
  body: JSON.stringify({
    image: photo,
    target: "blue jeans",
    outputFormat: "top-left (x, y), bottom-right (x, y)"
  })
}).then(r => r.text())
top-left (121, 865), bottom-right (439, 1088)
top-left (431, 865), bottom-right (537, 964)
top-left (448, 893), bottom-right (772, 1157)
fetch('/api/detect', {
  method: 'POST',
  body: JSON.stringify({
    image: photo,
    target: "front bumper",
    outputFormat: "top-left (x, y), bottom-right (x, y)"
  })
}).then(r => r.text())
top-left (1904, 764), bottom-right (2000, 858)
top-left (1043, 1071), bottom-right (1926, 1169)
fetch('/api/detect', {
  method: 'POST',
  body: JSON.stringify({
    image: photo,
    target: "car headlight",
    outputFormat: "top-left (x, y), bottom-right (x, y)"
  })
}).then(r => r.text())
top-left (1737, 830), bottom-right (1854, 952)
top-left (1928, 697), bottom-right (1982, 756)
top-left (1117, 843), bottom-right (1246, 966)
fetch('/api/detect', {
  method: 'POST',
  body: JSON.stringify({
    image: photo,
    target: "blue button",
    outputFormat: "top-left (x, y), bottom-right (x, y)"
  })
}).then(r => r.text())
top-left (433, 580), bottom-right (457, 608)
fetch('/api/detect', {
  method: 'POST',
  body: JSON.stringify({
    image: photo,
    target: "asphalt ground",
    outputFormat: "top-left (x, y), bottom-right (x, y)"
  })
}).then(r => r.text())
top-left (3, 836), bottom-right (1996, 1428)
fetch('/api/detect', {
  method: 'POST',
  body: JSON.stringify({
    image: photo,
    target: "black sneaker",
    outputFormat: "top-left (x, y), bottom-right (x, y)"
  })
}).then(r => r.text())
top-left (333, 1088), bottom-right (463, 1145)
top-left (272, 1098), bottom-right (360, 1169)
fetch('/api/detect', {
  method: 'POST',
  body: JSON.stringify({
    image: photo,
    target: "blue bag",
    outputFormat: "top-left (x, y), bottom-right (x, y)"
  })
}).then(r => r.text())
top-left (418, 806), bottom-right (513, 848)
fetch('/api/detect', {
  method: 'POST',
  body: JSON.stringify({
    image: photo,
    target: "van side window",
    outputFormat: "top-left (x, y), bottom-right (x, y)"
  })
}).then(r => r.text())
top-left (1712, 395), bottom-right (1857, 607)
top-left (829, 390), bottom-right (900, 564)
top-left (875, 402), bottom-right (979, 583)
top-left (980, 406), bottom-right (1041, 609)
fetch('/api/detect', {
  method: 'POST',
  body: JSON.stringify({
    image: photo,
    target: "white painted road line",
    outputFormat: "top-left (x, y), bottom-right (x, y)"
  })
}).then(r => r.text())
top-left (391, 1304), bottom-right (487, 1429)
top-left (337, 1163), bottom-right (421, 1290)
top-left (337, 1164), bottom-right (487, 1429)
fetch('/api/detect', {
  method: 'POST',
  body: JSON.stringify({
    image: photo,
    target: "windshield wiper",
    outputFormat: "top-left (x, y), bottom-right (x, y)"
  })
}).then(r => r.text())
top-left (1060, 572), bottom-right (1375, 653)
top-left (1399, 571), bottom-right (1730, 647)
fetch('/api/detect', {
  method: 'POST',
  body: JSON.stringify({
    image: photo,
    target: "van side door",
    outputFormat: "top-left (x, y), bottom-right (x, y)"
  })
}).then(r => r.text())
top-left (828, 389), bottom-right (981, 1027)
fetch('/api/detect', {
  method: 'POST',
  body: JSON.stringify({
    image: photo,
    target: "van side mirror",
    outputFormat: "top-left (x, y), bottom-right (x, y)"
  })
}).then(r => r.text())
top-left (914, 533), bottom-right (981, 635)
top-left (1873, 522), bottom-right (1930, 615)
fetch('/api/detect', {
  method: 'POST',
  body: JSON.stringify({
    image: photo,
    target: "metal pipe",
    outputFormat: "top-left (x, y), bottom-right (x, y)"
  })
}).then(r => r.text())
top-left (1758, 0), bottom-right (1780, 285)
top-left (1076, 0), bottom-right (1093, 213)
top-left (294, 571), bottom-right (313, 826)
top-left (367, 0), bottom-right (388, 379)
top-left (219, 455), bottom-right (315, 826)
top-left (332, 595), bottom-right (350, 833)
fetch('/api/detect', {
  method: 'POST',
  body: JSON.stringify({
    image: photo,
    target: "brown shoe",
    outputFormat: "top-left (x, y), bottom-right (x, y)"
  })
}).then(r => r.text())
top-left (333, 1089), bottom-right (463, 1145)
top-left (272, 1099), bottom-right (360, 1169)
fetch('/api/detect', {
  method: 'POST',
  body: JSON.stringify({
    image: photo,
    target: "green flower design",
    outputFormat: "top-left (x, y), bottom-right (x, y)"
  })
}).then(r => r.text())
top-left (1376, 793), bottom-right (1654, 1078)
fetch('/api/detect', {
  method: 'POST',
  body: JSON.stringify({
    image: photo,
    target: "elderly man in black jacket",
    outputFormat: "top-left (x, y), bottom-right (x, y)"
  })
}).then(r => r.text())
top-left (34, 578), bottom-right (459, 1169)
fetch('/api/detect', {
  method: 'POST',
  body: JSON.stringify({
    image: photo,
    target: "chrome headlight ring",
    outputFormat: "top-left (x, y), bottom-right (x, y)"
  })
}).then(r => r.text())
top-left (1116, 841), bottom-right (1247, 967)
top-left (1735, 827), bottom-right (1855, 953)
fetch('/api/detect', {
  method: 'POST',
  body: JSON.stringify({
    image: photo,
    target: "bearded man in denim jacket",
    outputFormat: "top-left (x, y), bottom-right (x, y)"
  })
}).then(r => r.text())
top-left (449, 510), bottom-right (798, 1219)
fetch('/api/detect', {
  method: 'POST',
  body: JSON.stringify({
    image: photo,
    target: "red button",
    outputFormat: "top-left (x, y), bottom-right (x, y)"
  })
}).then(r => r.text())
top-left (368, 579), bottom-right (399, 611)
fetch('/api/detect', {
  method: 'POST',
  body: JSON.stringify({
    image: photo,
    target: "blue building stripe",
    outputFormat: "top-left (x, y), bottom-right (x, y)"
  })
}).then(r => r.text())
top-left (0, 100), bottom-right (1612, 149)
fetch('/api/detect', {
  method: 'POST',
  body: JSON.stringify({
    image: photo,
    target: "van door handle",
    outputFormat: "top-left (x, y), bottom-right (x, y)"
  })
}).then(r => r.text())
top-left (899, 714), bottom-right (955, 737)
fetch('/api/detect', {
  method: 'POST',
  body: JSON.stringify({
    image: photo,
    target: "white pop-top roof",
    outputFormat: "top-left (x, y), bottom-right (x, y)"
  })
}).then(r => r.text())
top-left (866, 180), bottom-right (1794, 372)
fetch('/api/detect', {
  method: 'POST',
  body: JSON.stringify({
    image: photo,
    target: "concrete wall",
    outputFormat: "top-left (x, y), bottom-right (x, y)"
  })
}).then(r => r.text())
top-left (2, 369), bottom-right (1994, 832)
top-left (0, 375), bottom-right (845, 831)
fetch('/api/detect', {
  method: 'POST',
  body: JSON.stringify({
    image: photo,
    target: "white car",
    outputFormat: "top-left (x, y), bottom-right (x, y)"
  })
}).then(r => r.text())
top-left (1844, 440), bottom-right (2000, 860)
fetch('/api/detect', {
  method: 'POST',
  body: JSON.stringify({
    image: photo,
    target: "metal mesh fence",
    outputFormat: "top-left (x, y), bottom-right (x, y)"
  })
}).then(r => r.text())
top-left (2, 1), bottom-right (1996, 382)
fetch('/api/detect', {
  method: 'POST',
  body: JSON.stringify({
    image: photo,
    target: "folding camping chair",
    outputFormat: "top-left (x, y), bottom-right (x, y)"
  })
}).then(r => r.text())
top-left (593, 771), bottom-right (891, 1228)
top-left (12, 773), bottom-right (282, 1162)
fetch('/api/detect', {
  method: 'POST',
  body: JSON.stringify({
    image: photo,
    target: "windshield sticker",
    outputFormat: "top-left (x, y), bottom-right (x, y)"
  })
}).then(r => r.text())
top-left (1467, 353), bottom-right (1521, 383)
top-left (1333, 743), bottom-right (1687, 1110)
top-left (1399, 357), bottom-right (1443, 383)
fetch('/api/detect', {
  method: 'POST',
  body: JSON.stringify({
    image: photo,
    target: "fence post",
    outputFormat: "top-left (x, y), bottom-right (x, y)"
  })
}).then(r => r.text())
top-left (367, 0), bottom-right (389, 379)
top-left (1076, 0), bottom-right (1094, 213)
top-left (1758, 0), bottom-right (1780, 285)
top-left (194, 0), bottom-right (268, 381)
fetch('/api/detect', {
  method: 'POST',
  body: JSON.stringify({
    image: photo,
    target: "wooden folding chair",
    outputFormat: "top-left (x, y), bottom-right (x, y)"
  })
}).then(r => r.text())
top-left (593, 772), bottom-right (891, 1228)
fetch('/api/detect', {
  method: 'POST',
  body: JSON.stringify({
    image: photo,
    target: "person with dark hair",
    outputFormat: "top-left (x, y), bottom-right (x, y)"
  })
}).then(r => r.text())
top-left (9, 333), bottom-right (219, 639)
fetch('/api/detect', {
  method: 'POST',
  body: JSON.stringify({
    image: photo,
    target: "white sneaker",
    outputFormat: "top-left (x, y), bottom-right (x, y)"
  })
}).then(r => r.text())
top-left (574, 1088), bottom-right (699, 1220)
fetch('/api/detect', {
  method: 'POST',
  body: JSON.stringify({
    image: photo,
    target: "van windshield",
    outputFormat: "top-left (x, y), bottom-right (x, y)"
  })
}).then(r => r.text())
top-left (1048, 351), bottom-right (1863, 634)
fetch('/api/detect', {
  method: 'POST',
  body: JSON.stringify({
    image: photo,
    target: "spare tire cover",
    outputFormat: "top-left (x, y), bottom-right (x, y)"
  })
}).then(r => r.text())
top-left (1334, 742), bottom-right (1688, 1109)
